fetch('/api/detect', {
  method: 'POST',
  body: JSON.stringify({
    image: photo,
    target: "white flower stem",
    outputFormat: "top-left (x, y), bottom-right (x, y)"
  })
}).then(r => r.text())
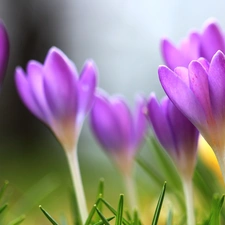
top-left (182, 177), bottom-right (195, 225)
top-left (66, 148), bottom-right (88, 224)
top-left (123, 172), bottom-right (138, 210)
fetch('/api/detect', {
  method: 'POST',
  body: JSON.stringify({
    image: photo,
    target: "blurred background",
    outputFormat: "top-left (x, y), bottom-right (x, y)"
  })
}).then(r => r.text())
top-left (1, 0), bottom-right (225, 224)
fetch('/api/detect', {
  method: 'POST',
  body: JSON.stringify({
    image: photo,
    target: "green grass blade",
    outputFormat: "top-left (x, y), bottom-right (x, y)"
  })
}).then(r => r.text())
top-left (166, 209), bottom-right (173, 225)
top-left (0, 203), bottom-right (8, 214)
top-left (0, 181), bottom-right (9, 202)
top-left (99, 198), bottom-right (130, 225)
top-left (115, 194), bottom-right (124, 225)
top-left (95, 205), bottom-right (110, 225)
top-left (151, 182), bottom-right (166, 225)
top-left (7, 215), bottom-right (25, 225)
top-left (85, 198), bottom-right (101, 225)
top-left (94, 216), bottom-right (115, 225)
top-left (132, 210), bottom-right (139, 225)
top-left (39, 205), bottom-right (59, 225)
top-left (208, 195), bottom-right (224, 225)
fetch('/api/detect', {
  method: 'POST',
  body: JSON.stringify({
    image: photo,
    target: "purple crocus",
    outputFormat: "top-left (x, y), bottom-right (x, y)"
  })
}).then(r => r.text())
top-left (15, 47), bottom-right (97, 151)
top-left (90, 92), bottom-right (147, 175)
top-left (147, 95), bottom-right (199, 179)
top-left (159, 50), bottom-right (225, 181)
top-left (147, 95), bottom-right (199, 225)
top-left (15, 47), bottom-right (97, 223)
top-left (0, 20), bottom-right (9, 88)
top-left (161, 18), bottom-right (225, 70)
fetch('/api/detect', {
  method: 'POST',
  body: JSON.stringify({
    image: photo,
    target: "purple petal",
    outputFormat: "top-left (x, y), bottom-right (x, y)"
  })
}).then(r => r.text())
top-left (26, 61), bottom-right (51, 123)
top-left (43, 47), bottom-right (78, 120)
top-left (77, 60), bottom-right (97, 124)
top-left (188, 60), bottom-right (213, 122)
top-left (200, 20), bottom-right (225, 61)
top-left (167, 99), bottom-right (199, 160)
top-left (208, 51), bottom-right (225, 120)
top-left (89, 94), bottom-right (124, 152)
top-left (161, 39), bottom-right (185, 70)
top-left (147, 95), bottom-right (176, 154)
top-left (110, 97), bottom-right (133, 150)
top-left (174, 67), bottom-right (189, 86)
top-left (132, 96), bottom-right (147, 149)
top-left (158, 65), bottom-right (206, 127)
top-left (0, 21), bottom-right (9, 86)
top-left (15, 67), bottom-right (46, 122)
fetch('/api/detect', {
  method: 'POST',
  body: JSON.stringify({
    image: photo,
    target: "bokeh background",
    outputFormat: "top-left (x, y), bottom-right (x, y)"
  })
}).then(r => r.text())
top-left (1, 0), bottom-right (225, 224)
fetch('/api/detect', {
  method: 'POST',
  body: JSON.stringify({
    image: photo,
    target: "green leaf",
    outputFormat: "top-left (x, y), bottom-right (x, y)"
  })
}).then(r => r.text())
top-left (95, 205), bottom-right (110, 225)
top-left (132, 210), bottom-right (139, 225)
top-left (39, 205), bottom-right (59, 225)
top-left (151, 182), bottom-right (166, 225)
top-left (85, 198), bottom-right (101, 225)
top-left (99, 198), bottom-right (130, 225)
top-left (0, 203), bottom-right (8, 214)
top-left (0, 181), bottom-right (9, 202)
top-left (115, 194), bottom-right (124, 225)
top-left (7, 215), bottom-right (25, 225)
top-left (207, 194), bottom-right (224, 225)
top-left (94, 216), bottom-right (115, 225)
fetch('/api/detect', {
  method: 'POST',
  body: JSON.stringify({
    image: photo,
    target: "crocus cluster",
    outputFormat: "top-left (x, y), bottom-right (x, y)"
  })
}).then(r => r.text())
top-left (161, 18), bottom-right (225, 69)
top-left (0, 20), bottom-right (9, 89)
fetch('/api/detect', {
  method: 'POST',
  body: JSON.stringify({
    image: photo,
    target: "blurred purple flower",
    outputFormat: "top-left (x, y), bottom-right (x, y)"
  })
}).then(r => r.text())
top-left (15, 47), bottom-right (97, 151)
top-left (161, 18), bottom-right (225, 70)
top-left (159, 50), bottom-right (225, 180)
top-left (90, 92), bottom-right (147, 174)
top-left (147, 95), bottom-right (199, 179)
top-left (0, 20), bottom-right (9, 89)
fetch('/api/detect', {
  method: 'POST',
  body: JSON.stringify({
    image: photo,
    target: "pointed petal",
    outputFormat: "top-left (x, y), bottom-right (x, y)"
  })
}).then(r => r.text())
top-left (15, 67), bottom-right (46, 122)
top-left (132, 96), bottom-right (147, 149)
top-left (77, 60), bottom-right (97, 124)
top-left (147, 95), bottom-right (176, 154)
top-left (43, 47), bottom-right (78, 120)
top-left (188, 60), bottom-right (213, 121)
top-left (89, 94), bottom-right (124, 153)
top-left (158, 65), bottom-right (206, 127)
top-left (201, 21), bottom-right (225, 61)
top-left (208, 51), bottom-right (225, 120)
top-left (0, 20), bottom-right (9, 86)
top-left (110, 97), bottom-right (133, 150)
top-left (26, 61), bottom-right (51, 123)
top-left (161, 39), bottom-right (185, 70)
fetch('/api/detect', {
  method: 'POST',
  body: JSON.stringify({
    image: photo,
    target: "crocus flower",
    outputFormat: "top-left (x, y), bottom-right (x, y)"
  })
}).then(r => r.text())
top-left (90, 92), bottom-right (147, 208)
top-left (147, 95), bottom-right (199, 225)
top-left (0, 20), bottom-right (9, 89)
top-left (15, 47), bottom-right (97, 224)
top-left (159, 50), bottom-right (225, 182)
top-left (90, 92), bottom-right (146, 174)
top-left (147, 95), bottom-right (199, 180)
top-left (161, 18), bottom-right (225, 70)
top-left (15, 47), bottom-right (97, 152)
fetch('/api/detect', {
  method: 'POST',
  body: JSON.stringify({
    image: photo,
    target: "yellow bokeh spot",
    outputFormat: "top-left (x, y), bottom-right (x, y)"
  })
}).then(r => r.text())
top-left (198, 135), bottom-right (223, 180)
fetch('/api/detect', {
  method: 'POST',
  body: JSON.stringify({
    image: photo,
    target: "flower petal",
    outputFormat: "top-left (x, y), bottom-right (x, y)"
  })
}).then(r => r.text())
top-left (89, 94), bottom-right (124, 153)
top-left (208, 51), bottom-right (225, 120)
top-left (77, 60), bottom-right (97, 124)
top-left (147, 95), bottom-right (176, 155)
top-left (201, 20), bottom-right (225, 61)
top-left (43, 47), bottom-right (78, 120)
top-left (188, 60), bottom-right (213, 122)
top-left (15, 67), bottom-right (46, 122)
top-left (158, 65), bottom-right (206, 127)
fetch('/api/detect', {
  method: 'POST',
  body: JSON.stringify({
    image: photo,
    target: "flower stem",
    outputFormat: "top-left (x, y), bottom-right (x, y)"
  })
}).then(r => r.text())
top-left (182, 177), bottom-right (195, 225)
top-left (123, 172), bottom-right (138, 210)
top-left (66, 149), bottom-right (88, 224)
top-left (213, 148), bottom-right (225, 182)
